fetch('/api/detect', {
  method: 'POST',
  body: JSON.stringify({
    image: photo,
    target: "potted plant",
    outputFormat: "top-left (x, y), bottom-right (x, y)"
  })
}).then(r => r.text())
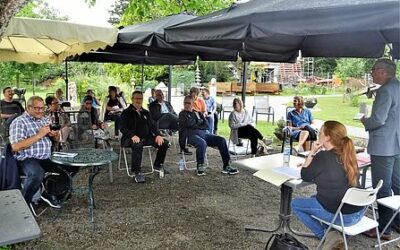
top-left (273, 118), bottom-right (286, 141)
top-left (304, 97), bottom-right (317, 109)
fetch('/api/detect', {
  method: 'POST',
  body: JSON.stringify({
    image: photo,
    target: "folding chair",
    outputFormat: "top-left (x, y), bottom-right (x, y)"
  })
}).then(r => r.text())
top-left (374, 195), bottom-right (400, 248)
top-left (118, 137), bottom-right (154, 177)
top-left (181, 138), bottom-right (209, 171)
top-left (312, 180), bottom-right (383, 250)
top-left (252, 95), bottom-right (275, 124)
top-left (227, 130), bottom-right (251, 160)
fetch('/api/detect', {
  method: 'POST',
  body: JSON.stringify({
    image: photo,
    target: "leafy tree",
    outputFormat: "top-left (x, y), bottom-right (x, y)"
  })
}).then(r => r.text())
top-left (108, 0), bottom-right (130, 25)
top-left (314, 58), bottom-right (337, 78)
top-left (199, 61), bottom-right (233, 83)
top-left (334, 58), bottom-right (375, 82)
top-left (0, 0), bottom-right (28, 36)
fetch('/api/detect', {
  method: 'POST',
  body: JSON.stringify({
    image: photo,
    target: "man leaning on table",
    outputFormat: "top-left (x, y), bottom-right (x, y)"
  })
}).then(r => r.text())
top-left (120, 91), bottom-right (169, 183)
top-left (361, 58), bottom-right (400, 240)
top-left (9, 96), bottom-right (65, 210)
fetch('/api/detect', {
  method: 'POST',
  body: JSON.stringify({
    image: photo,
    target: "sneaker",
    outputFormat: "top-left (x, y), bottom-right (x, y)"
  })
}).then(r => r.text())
top-left (181, 148), bottom-right (193, 155)
top-left (262, 138), bottom-right (273, 146)
top-left (362, 228), bottom-right (392, 241)
top-left (197, 164), bottom-right (206, 176)
top-left (221, 165), bottom-right (239, 175)
top-left (134, 172), bottom-right (146, 183)
top-left (41, 193), bottom-right (61, 209)
top-left (154, 165), bottom-right (170, 174)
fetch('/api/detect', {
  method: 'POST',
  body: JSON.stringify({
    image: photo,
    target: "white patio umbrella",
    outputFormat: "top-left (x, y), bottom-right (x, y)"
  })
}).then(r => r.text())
top-left (0, 17), bottom-right (118, 64)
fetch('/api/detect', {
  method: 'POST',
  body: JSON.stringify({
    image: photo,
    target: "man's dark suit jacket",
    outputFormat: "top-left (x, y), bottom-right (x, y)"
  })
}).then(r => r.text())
top-left (149, 100), bottom-right (177, 121)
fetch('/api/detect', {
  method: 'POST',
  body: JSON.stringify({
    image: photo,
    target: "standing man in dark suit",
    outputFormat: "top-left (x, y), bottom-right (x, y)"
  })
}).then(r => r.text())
top-left (361, 58), bottom-right (400, 239)
top-left (120, 91), bottom-right (169, 183)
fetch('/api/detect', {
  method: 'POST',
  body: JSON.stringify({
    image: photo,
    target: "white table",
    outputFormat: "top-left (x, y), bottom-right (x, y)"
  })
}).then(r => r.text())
top-left (0, 189), bottom-right (41, 246)
top-left (232, 153), bottom-right (314, 237)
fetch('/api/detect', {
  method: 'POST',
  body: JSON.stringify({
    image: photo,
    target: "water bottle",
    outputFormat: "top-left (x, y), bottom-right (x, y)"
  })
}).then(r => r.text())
top-left (283, 128), bottom-right (291, 166)
top-left (178, 157), bottom-right (184, 171)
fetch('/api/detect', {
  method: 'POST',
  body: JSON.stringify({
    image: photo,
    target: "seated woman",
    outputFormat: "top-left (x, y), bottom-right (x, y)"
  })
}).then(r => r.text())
top-left (287, 96), bottom-right (317, 152)
top-left (291, 121), bottom-right (364, 248)
top-left (102, 86), bottom-right (126, 138)
top-left (228, 98), bottom-right (271, 156)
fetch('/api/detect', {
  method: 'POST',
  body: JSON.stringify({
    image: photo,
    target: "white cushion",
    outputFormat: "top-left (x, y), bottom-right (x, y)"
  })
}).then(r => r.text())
top-left (312, 215), bottom-right (379, 236)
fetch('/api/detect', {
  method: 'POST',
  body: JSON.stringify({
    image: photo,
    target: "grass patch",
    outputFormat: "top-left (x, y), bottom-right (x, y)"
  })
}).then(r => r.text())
top-left (217, 119), bottom-right (276, 140)
top-left (311, 96), bottom-right (374, 127)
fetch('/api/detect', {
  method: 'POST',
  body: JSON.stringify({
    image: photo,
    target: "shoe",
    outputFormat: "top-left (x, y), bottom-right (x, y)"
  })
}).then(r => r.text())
top-left (256, 146), bottom-right (266, 156)
top-left (392, 224), bottom-right (400, 234)
top-left (197, 164), bottom-right (206, 176)
top-left (362, 228), bottom-right (392, 241)
top-left (41, 193), bottom-right (61, 209)
top-left (154, 165), bottom-right (170, 174)
top-left (181, 148), bottom-right (193, 155)
top-left (221, 165), bottom-right (239, 175)
top-left (29, 203), bottom-right (38, 217)
top-left (134, 172), bottom-right (146, 183)
top-left (262, 138), bottom-right (273, 146)
top-left (322, 231), bottom-right (344, 250)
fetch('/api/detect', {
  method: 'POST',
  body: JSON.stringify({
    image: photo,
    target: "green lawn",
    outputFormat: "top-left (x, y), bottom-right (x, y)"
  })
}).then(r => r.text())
top-left (311, 96), bottom-right (374, 127)
top-left (217, 119), bottom-right (276, 141)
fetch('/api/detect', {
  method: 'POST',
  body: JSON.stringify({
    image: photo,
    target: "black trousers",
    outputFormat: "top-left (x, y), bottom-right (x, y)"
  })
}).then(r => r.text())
top-left (123, 138), bottom-right (169, 174)
top-left (237, 125), bottom-right (263, 154)
top-left (158, 113), bottom-right (179, 130)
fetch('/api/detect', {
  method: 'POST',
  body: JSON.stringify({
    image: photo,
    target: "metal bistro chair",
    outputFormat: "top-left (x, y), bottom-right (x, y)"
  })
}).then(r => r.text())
top-left (252, 95), bottom-right (275, 125)
top-left (374, 195), bottom-right (400, 248)
top-left (227, 129), bottom-right (251, 160)
top-left (181, 137), bottom-right (209, 171)
top-left (118, 135), bottom-right (155, 177)
top-left (313, 180), bottom-right (383, 250)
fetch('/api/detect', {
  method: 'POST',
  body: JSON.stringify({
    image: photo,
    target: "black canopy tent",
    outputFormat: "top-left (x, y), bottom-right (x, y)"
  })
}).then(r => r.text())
top-left (165, 0), bottom-right (400, 59)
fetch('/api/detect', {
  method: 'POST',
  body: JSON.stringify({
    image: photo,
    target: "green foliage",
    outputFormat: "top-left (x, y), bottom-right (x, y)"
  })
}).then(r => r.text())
top-left (314, 58), bottom-right (337, 77)
top-left (334, 58), bottom-right (375, 83)
top-left (104, 63), bottom-right (167, 86)
top-left (119, 0), bottom-right (232, 26)
top-left (350, 94), bottom-right (359, 107)
top-left (171, 66), bottom-right (195, 90)
top-left (199, 61), bottom-right (233, 83)
top-left (17, 0), bottom-right (68, 20)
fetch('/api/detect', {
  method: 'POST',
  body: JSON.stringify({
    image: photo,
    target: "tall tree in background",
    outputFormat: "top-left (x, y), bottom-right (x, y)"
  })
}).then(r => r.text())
top-left (0, 0), bottom-right (28, 35)
top-left (108, 0), bottom-right (130, 25)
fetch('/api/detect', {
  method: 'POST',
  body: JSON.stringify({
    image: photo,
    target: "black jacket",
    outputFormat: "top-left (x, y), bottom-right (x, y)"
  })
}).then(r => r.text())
top-left (178, 110), bottom-right (209, 145)
top-left (120, 105), bottom-right (161, 147)
top-left (149, 100), bottom-right (176, 121)
top-left (0, 143), bottom-right (21, 191)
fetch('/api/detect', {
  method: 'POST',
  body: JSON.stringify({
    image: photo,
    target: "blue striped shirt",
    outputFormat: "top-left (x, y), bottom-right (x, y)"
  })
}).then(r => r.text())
top-left (9, 112), bottom-right (52, 161)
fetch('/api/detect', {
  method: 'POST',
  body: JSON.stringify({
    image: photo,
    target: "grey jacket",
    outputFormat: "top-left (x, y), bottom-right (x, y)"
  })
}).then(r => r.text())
top-left (364, 77), bottom-right (400, 156)
top-left (228, 109), bottom-right (254, 144)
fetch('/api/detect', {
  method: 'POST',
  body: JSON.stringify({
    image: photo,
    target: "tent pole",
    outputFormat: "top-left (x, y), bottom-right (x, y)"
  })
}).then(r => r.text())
top-left (141, 64), bottom-right (144, 91)
top-left (168, 65), bottom-right (172, 103)
top-left (65, 60), bottom-right (69, 100)
top-left (241, 62), bottom-right (247, 106)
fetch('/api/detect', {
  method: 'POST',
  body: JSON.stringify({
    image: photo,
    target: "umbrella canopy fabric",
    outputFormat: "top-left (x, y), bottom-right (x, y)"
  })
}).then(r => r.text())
top-left (165, 0), bottom-right (400, 59)
top-left (117, 13), bottom-right (241, 61)
top-left (0, 17), bottom-right (118, 64)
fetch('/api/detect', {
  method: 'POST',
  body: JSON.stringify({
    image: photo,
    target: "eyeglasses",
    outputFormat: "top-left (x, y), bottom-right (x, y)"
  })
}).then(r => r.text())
top-left (85, 102), bottom-right (92, 105)
top-left (184, 102), bottom-right (192, 104)
top-left (31, 106), bottom-right (45, 111)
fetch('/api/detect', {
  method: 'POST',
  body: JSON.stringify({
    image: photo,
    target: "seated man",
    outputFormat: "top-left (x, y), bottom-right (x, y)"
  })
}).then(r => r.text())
top-left (149, 89), bottom-right (191, 155)
top-left (287, 96), bottom-right (317, 152)
top-left (0, 86), bottom-right (25, 136)
top-left (120, 91), bottom-right (170, 183)
top-left (179, 95), bottom-right (238, 176)
top-left (9, 96), bottom-right (66, 209)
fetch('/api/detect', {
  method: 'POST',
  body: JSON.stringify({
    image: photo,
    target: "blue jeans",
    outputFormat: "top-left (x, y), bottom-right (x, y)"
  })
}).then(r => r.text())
top-left (371, 154), bottom-right (400, 233)
top-left (291, 196), bottom-right (365, 239)
top-left (20, 158), bottom-right (62, 203)
top-left (205, 115), bottom-right (214, 134)
top-left (187, 133), bottom-right (230, 166)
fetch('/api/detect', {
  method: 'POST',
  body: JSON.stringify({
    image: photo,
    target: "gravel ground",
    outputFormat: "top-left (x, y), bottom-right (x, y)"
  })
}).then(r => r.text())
top-left (14, 143), bottom-right (399, 250)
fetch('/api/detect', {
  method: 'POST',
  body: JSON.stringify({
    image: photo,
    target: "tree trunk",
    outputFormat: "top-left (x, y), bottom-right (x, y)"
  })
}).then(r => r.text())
top-left (0, 0), bottom-right (28, 36)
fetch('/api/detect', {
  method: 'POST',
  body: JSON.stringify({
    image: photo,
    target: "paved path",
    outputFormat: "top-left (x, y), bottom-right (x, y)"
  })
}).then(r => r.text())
top-left (169, 94), bottom-right (368, 140)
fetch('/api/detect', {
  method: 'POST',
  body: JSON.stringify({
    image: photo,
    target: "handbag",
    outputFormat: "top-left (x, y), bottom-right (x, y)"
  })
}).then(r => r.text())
top-left (265, 233), bottom-right (309, 250)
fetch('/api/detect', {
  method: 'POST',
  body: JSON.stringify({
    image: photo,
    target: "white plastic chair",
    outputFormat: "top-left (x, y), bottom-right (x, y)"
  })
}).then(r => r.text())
top-left (312, 180), bottom-right (383, 250)
top-left (374, 195), bottom-right (400, 248)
